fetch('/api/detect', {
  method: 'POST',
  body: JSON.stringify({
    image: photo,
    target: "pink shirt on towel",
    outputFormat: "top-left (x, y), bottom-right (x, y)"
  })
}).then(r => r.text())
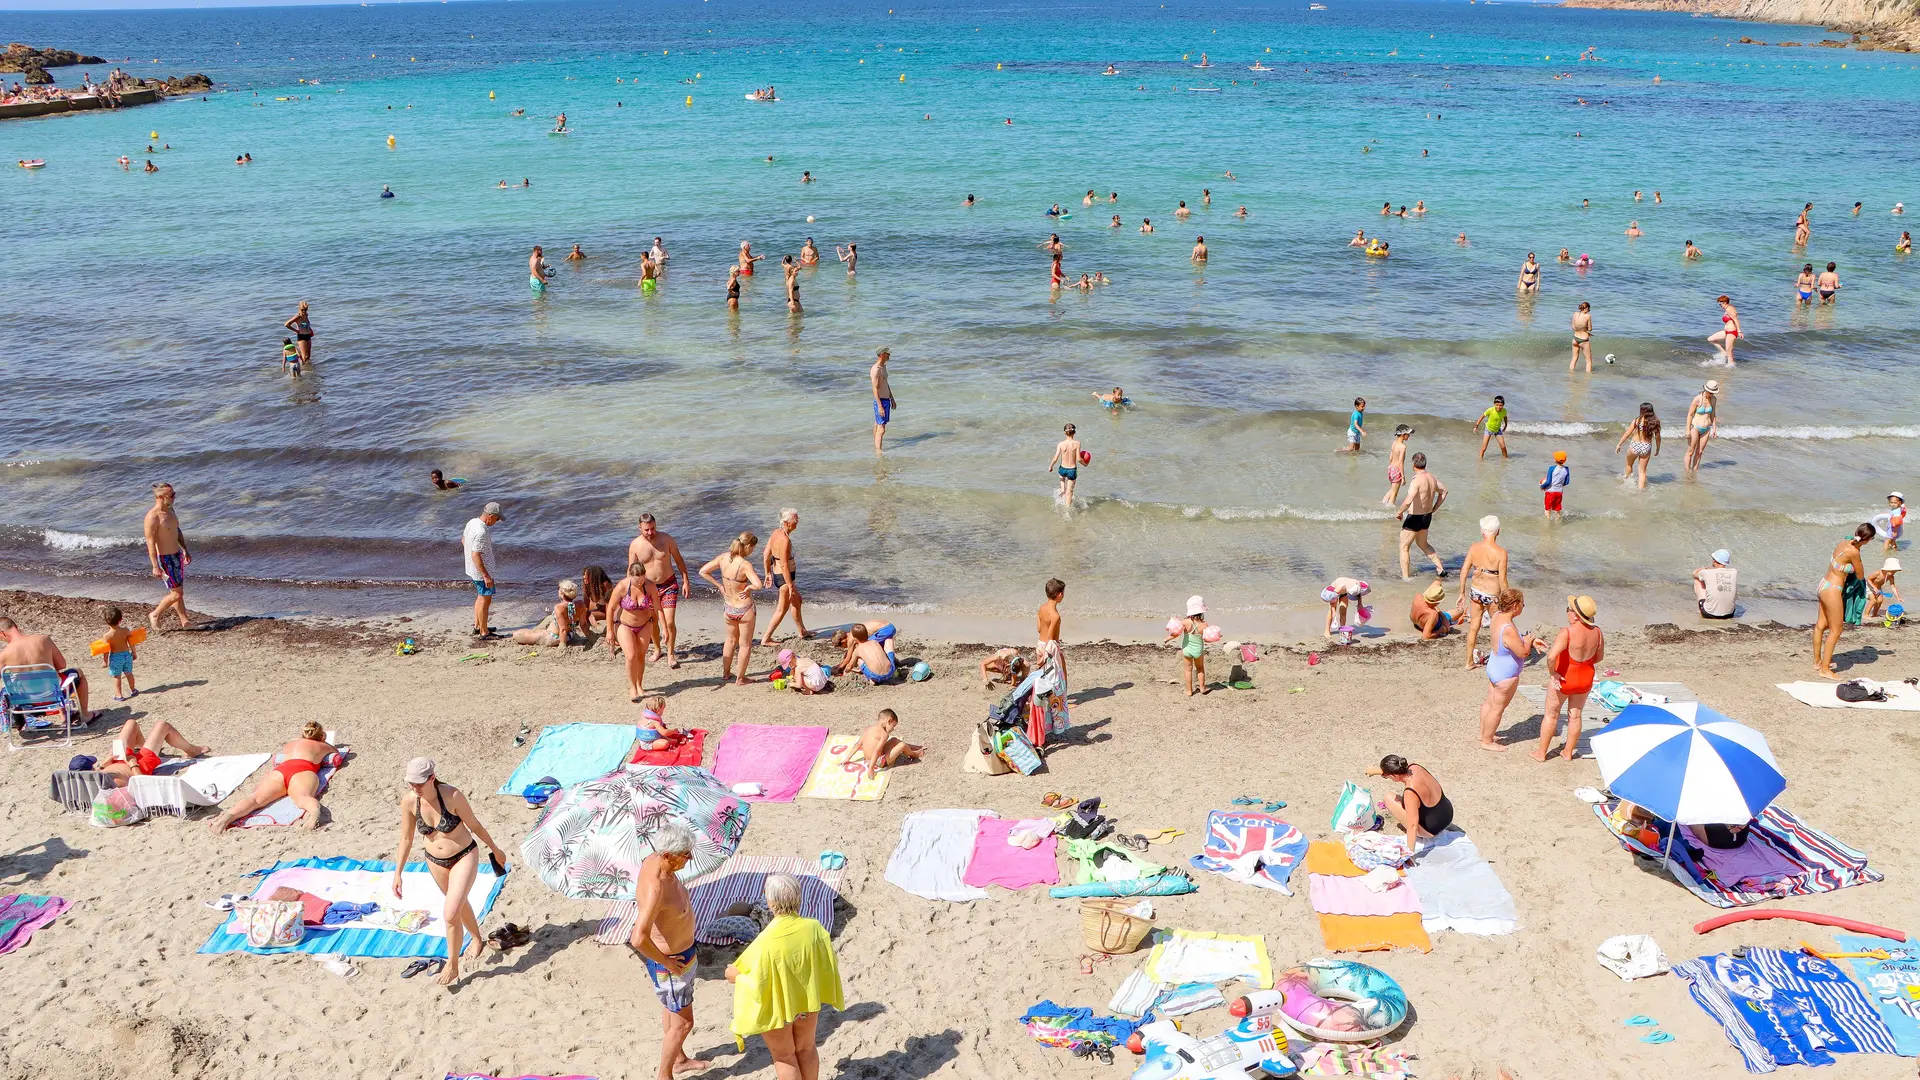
top-left (1308, 872), bottom-right (1423, 918)
top-left (962, 817), bottom-right (1061, 889)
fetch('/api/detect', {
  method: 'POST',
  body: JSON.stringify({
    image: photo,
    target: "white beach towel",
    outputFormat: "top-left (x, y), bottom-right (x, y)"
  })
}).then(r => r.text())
top-left (131, 754), bottom-right (271, 817)
top-left (1108, 966), bottom-right (1162, 1018)
top-left (884, 809), bottom-right (992, 902)
top-left (1403, 829), bottom-right (1518, 936)
top-left (1142, 929), bottom-right (1272, 988)
top-left (1777, 680), bottom-right (1920, 711)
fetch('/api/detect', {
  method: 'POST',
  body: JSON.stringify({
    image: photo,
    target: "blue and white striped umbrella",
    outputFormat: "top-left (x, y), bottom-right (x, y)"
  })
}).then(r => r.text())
top-left (1589, 702), bottom-right (1784, 825)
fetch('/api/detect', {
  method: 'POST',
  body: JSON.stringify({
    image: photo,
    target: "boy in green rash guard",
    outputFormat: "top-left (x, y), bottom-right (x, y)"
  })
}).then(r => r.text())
top-left (1478, 395), bottom-right (1509, 460)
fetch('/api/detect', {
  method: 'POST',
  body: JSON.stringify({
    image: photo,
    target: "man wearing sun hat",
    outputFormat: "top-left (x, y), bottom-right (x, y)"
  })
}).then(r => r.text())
top-left (1410, 579), bottom-right (1457, 639)
top-left (1535, 594), bottom-right (1604, 762)
top-left (1694, 548), bottom-right (1737, 620)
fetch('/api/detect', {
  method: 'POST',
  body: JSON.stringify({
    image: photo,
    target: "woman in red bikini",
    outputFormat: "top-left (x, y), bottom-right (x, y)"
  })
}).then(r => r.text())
top-left (1533, 595), bottom-right (1605, 762)
top-left (209, 722), bottom-right (338, 832)
top-left (1707, 294), bottom-right (1741, 365)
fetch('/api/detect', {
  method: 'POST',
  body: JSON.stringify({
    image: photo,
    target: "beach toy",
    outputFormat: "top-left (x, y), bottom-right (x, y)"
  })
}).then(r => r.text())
top-left (772, 677), bottom-right (788, 690)
top-left (1201, 625), bottom-right (1223, 644)
top-left (386, 135), bottom-right (396, 147)
top-left (1335, 626), bottom-right (1356, 646)
top-left (1694, 909), bottom-right (1908, 941)
top-left (1079, 450), bottom-right (1092, 465)
top-left (1355, 605), bottom-right (1373, 625)
top-left (89, 627), bottom-right (148, 655)
top-left (1270, 959), bottom-right (1409, 1043)
top-left (1166, 617), bottom-right (1184, 636)
top-left (1605, 353), bottom-right (1618, 364)
top-left (1126, 991), bottom-right (1294, 1077)
top-left (909, 661), bottom-right (932, 682)
top-left (806, 215), bottom-right (815, 223)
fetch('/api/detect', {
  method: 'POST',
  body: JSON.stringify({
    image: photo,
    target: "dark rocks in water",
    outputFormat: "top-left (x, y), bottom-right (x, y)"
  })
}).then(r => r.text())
top-left (2, 43), bottom-right (107, 71)
top-left (131, 72), bottom-right (212, 96)
top-left (23, 65), bottom-right (53, 85)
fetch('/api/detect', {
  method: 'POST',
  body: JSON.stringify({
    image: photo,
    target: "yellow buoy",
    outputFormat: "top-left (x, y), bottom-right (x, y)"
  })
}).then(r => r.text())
top-left (370, 53), bottom-right (376, 58)
top-left (386, 134), bottom-right (395, 146)
top-left (663, 49), bottom-right (669, 55)
top-left (150, 130), bottom-right (158, 139)
top-left (410, 56), bottom-right (416, 62)
top-left (996, 62), bottom-right (1002, 69)
top-left (488, 90), bottom-right (495, 99)
top-left (1266, 47), bottom-right (1271, 52)
top-left (899, 73), bottom-right (906, 81)
top-left (859, 58), bottom-right (865, 64)
top-left (696, 73), bottom-right (701, 78)
top-left (685, 95), bottom-right (693, 105)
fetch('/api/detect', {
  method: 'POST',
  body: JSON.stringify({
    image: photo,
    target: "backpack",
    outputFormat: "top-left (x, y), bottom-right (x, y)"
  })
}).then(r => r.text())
top-left (1836, 679), bottom-right (1887, 703)
top-left (987, 686), bottom-right (1027, 728)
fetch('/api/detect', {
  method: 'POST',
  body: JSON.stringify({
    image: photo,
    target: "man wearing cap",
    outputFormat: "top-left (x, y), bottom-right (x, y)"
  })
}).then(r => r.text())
top-left (1409, 580), bottom-right (1458, 639)
top-left (1535, 595), bottom-right (1604, 762)
top-left (463, 503), bottom-right (503, 638)
top-left (1694, 549), bottom-right (1737, 620)
top-left (1540, 450), bottom-right (1571, 522)
top-left (627, 513), bottom-right (691, 668)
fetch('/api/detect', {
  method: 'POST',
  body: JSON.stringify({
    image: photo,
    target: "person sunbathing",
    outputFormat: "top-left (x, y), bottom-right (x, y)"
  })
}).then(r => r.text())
top-left (512, 578), bottom-right (581, 646)
top-left (854, 709), bottom-right (923, 778)
top-left (832, 624), bottom-right (896, 683)
top-left (209, 722), bottom-right (338, 833)
top-left (97, 716), bottom-right (208, 782)
top-left (980, 646), bottom-right (1029, 688)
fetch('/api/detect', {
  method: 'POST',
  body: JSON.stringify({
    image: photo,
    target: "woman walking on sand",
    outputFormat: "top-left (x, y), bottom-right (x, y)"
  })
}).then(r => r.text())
top-left (391, 758), bottom-right (508, 987)
top-left (1478, 588), bottom-right (1542, 752)
top-left (1614, 402), bottom-right (1661, 489)
top-left (1685, 381), bottom-right (1719, 476)
top-left (701, 532), bottom-right (763, 689)
top-left (606, 562), bottom-right (661, 702)
top-left (1813, 524), bottom-right (1873, 679)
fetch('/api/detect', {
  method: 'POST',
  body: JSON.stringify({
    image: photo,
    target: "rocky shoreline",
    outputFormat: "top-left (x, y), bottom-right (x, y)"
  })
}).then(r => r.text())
top-left (1561, 0), bottom-right (1920, 50)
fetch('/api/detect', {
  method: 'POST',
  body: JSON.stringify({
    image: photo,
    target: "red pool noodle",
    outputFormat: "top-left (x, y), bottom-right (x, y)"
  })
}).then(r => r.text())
top-left (1693, 910), bottom-right (1907, 941)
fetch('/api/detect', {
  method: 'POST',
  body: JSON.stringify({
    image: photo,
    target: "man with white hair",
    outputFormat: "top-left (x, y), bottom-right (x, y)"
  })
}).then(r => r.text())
top-left (1457, 515), bottom-right (1510, 670)
top-left (1395, 452), bottom-right (1448, 580)
top-left (630, 821), bottom-right (707, 1080)
top-left (760, 508), bottom-right (810, 646)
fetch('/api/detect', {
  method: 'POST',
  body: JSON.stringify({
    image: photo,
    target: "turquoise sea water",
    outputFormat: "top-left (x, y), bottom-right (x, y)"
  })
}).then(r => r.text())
top-left (3, 0), bottom-right (1917, 627)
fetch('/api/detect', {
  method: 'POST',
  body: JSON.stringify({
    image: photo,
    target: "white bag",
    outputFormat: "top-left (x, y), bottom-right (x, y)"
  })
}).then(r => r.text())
top-left (1329, 781), bottom-right (1378, 834)
top-left (233, 900), bottom-right (307, 949)
top-left (1596, 934), bottom-right (1669, 981)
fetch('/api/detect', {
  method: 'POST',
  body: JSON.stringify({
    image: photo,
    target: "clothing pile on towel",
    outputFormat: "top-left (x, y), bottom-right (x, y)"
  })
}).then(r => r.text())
top-left (1142, 928), bottom-right (1273, 988)
top-left (1189, 810), bottom-right (1309, 896)
top-left (1019, 1000), bottom-right (1147, 1053)
top-left (1674, 947), bottom-right (1900, 1072)
top-left (1593, 801), bottom-right (1882, 908)
top-left (1305, 842), bottom-right (1431, 953)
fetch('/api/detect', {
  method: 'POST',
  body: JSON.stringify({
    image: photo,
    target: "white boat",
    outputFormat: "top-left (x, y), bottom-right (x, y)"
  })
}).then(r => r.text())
top-left (1310, 3), bottom-right (1327, 9)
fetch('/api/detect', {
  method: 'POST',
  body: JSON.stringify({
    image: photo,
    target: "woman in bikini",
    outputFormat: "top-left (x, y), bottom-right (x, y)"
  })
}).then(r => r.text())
top-left (1368, 755), bottom-right (1453, 851)
top-left (1457, 515), bottom-right (1509, 670)
top-left (392, 757), bottom-right (507, 986)
top-left (1516, 252), bottom-right (1540, 293)
top-left (283, 301), bottom-right (314, 367)
top-left (1685, 380), bottom-right (1719, 476)
top-left (1478, 588), bottom-right (1542, 752)
top-left (782, 254), bottom-right (801, 313)
top-left (1813, 524), bottom-right (1874, 680)
top-left (1707, 295), bottom-right (1741, 365)
top-left (700, 532), bottom-right (763, 689)
top-left (606, 562), bottom-right (661, 702)
top-left (1570, 301), bottom-right (1594, 372)
top-left (1613, 402), bottom-right (1661, 490)
top-left (1534, 595), bottom-right (1604, 762)
top-left (1795, 263), bottom-right (1816, 305)
top-left (726, 265), bottom-right (741, 310)
top-left (209, 722), bottom-right (336, 833)
top-left (579, 565), bottom-right (613, 636)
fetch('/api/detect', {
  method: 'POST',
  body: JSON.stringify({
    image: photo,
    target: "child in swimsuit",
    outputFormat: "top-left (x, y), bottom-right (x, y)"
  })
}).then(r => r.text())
top-left (1168, 596), bottom-right (1210, 696)
top-left (281, 338), bottom-right (301, 378)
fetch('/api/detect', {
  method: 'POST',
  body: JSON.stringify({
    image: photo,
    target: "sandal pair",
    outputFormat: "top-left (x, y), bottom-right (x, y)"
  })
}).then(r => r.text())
top-left (1040, 792), bottom-right (1075, 809)
top-left (402, 957), bottom-right (445, 979)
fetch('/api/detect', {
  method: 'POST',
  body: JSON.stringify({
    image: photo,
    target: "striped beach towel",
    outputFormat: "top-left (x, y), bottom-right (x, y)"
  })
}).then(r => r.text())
top-left (1593, 802), bottom-right (1880, 908)
top-left (594, 854), bottom-right (845, 946)
top-left (1675, 947), bottom-right (1899, 1072)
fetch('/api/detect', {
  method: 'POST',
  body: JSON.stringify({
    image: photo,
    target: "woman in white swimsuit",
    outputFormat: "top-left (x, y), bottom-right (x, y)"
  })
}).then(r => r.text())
top-left (1613, 402), bottom-right (1661, 490)
top-left (700, 532), bottom-right (763, 689)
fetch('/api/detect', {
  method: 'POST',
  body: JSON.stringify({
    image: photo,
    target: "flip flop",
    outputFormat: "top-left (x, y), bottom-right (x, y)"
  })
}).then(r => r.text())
top-left (1138, 828), bottom-right (1185, 843)
top-left (1262, 800), bottom-right (1288, 812)
top-left (1078, 954), bottom-right (1094, 975)
top-left (1640, 1031), bottom-right (1674, 1044)
top-left (402, 957), bottom-right (445, 979)
top-left (818, 850), bottom-right (847, 870)
top-left (1230, 796), bottom-right (1263, 806)
top-left (202, 893), bottom-right (243, 911)
top-left (1623, 1015), bottom-right (1659, 1027)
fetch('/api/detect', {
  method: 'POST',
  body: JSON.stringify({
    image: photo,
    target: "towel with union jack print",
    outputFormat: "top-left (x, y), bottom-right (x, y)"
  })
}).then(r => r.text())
top-left (1190, 810), bottom-right (1309, 896)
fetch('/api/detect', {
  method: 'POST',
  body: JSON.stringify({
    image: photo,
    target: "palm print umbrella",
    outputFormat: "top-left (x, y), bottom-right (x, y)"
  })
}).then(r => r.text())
top-left (521, 765), bottom-right (749, 901)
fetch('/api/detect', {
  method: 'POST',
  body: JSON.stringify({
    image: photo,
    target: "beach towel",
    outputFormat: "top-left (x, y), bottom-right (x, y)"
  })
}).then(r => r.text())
top-left (500, 723), bottom-right (639, 795)
top-left (1675, 947), bottom-right (1899, 1072)
top-left (47, 769), bottom-right (111, 812)
top-left (1402, 829), bottom-right (1518, 936)
top-left (1834, 935), bottom-right (1920, 1057)
top-left (885, 809), bottom-right (992, 902)
top-left (131, 752), bottom-right (271, 817)
top-left (629, 728), bottom-right (707, 767)
top-left (1593, 801), bottom-right (1881, 908)
top-left (1189, 810), bottom-right (1309, 896)
top-left (1778, 680), bottom-right (1920, 711)
top-left (1143, 928), bottom-right (1273, 989)
top-left (1306, 843), bottom-right (1431, 953)
top-left (0, 894), bottom-right (68, 955)
top-left (796, 733), bottom-right (891, 801)
top-left (712, 724), bottom-right (829, 803)
top-left (594, 854), bottom-right (845, 946)
top-left (233, 762), bottom-right (341, 828)
top-left (1297, 1044), bottom-right (1416, 1078)
top-left (961, 817), bottom-right (1061, 890)
top-left (1308, 873), bottom-right (1422, 918)
top-left (199, 857), bottom-right (505, 958)
top-left (448, 1074), bottom-right (595, 1080)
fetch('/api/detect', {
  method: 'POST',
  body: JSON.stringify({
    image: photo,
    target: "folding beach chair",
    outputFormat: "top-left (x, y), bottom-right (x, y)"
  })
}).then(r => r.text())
top-left (3, 664), bottom-right (84, 751)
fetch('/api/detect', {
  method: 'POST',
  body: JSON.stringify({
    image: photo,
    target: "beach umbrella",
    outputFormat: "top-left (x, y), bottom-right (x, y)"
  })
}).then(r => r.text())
top-left (1590, 702), bottom-right (1784, 826)
top-left (521, 765), bottom-right (748, 901)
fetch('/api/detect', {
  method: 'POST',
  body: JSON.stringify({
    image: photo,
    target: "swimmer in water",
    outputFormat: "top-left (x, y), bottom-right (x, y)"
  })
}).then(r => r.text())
top-left (1094, 386), bottom-right (1127, 409)
top-left (565, 244), bottom-right (587, 261)
top-left (431, 470), bottom-right (461, 491)
top-left (1109, 192), bottom-right (1119, 203)
top-left (1047, 204), bottom-right (1064, 218)
top-left (1625, 221), bottom-right (1642, 237)
top-left (783, 254), bottom-right (801, 313)
top-left (725, 265), bottom-right (740, 310)
top-left (650, 236), bottom-right (669, 264)
top-left (1103, 64), bottom-right (1118, 75)
top-left (1634, 190), bottom-right (1643, 201)
top-left (1684, 239), bottom-right (1702, 260)
top-left (738, 241), bottom-right (763, 277)
top-left (1110, 214), bottom-right (1122, 228)
top-left (1202, 188), bottom-right (1211, 206)
top-left (799, 237), bottom-right (819, 265)
top-left (1396, 206), bottom-right (1409, 218)
top-left (1039, 234), bottom-right (1063, 255)
top-left (380, 185), bottom-right (395, 198)
top-left (554, 112), bottom-right (566, 130)
top-left (1795, 263), bottom-right (1815, 304)
top-left (1708, 296), bottom-right (1740, 365)
top-left (1092, 271), bottom-right (1110, 284)
top-left (521, 178), bottom-right (530, 188)
top-left (1557, 248), bottom-right (1572, 263)
top-left (800, 170), bottom-right (813, 183)
top-left (1234, 205), bottom-right (1248, 218)
top-left (638, 251), bottom-right (658, 290)
top-left (1050, 251), bottom-right (1065, 289)
top-left (1899, 231), bottom-right (1913, 254)
top-left (1456, 232), bottom-right (1469, 246)
top-left (1853, 201), bottom-right (1863, 215)
top-left (1895, 202), bottom-right (1905, 215)
top-left (1191, 236), bottom-right (1207, 264)
top-left (118, 156), bottom-right (130, 169)
top-left (1223, 171), bottom-right (1235, 180)
top-left (963, 193), bottom-right (975, 206)
top-left (1517, 252), bottom-right (1541, 294)
top-left (1817, 261), bottom-right (1840, 303)
top-left (1581, 198), bottom-right (1590, 210)
top-left (1083, 189), bottom-right (1096, 207)
top-left (529, 246), bottom-right (553, 292)
top-left (1411, 201), bottom-right (1426, 215)
top-left (1571, 302), bottom-right (1594, 372)
top-left (1139, 218), bottom-right (1153, 233)
top-left (1380, 201), bottom-right (1392, 216)
top-left (837, 242), bottom-right (857, 274)
top-left (511, 108), bottom-right (525, 116)
top-left (498, 180), bottom-right (508, 189)
top-left (1175, 200), bottom-right (1190, 219)
top-left (1654, 191), bottom-right (1663, 204)
top-left (144, 160), bottom-right (158, 173)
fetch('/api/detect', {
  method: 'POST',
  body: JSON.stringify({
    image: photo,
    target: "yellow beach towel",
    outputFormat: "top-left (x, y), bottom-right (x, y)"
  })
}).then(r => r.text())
top-left (730, 915), bottom-right (845, 1048)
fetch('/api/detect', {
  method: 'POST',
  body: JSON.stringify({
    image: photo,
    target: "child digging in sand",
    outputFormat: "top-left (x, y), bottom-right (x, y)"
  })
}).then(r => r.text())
top-left (980, 647), bottom-right (1029, 688)
top-left (1168, 596), bottom-right (1211, 696)
top-left (101, 605), bottom-right (138, 700)
top-left (855, 708), bottom-right (923, 779)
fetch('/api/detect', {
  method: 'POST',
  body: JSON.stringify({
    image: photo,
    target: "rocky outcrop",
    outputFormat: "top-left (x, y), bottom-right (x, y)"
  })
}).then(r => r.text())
top-left (1, 43), bottom-right (106, 72)
top-left (1562, 0), bottom-right (1920, 47)
top-left (146, 73), bottom-right (213, 96)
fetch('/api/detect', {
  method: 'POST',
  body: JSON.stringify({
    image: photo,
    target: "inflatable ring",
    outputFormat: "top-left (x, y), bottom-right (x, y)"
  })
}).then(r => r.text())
top-left (1273, 959), bottom-right (1409, 1043)
top-left (1873, 512), bottom-right (1898, 539)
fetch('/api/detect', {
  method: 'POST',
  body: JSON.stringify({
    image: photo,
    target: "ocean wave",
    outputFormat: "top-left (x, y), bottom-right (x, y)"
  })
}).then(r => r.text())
top-left (1787, 511), bottom-right (1878, 527)
top-left (40, 529), bottom-right (141, 551)
top-left (1716, 425), bottom-right (1920, 441)
top-left (1509, 421), bottom-right (1606, 436)
top-left (1191, 505), bottom-right (1396, 523)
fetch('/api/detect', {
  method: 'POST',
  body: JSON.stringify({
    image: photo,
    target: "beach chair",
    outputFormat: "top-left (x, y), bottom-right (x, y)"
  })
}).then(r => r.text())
top-left (3, 664), bottom-right (82, 751)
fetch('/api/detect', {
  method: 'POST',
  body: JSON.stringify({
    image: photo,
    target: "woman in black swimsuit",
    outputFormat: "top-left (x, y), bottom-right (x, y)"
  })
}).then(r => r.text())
top-left (1370, 754), bottom-right (1454, 851)
top-left (392, 757), bottom-right (507, 986)
top-left (283, 301), bottom-right (314, 367)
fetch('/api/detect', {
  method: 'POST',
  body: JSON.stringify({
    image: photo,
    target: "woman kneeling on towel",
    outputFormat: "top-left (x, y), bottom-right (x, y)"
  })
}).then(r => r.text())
top-left (1369, 755), bottom-right (1453, 853)
top-left (208, 722), bottom-right (337, 834)
top-left (392, 757), bottom-right (508, 986)
top-left (726, 873), bottom-right (845, 1079)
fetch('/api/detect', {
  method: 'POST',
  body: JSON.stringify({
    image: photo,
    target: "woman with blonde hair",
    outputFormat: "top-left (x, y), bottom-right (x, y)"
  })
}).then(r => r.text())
top-left (392, 757), bottom-right (507, 986)
top-left (726, 873), bottom-right (844, 1080)
top-left (1814, 524), bottom-right (1874, 679)
top-left (1686, 380), bottom-right (1720, 476)
top-left (513, 578), bottom-right (580, 646)
top-left (607, 562), bottom-right (661, 701)
top-left (701, 532), bottom-right (763, 689)
top-left (209, 722), bottom-right (337, 833)
top-left (1477, 588), bottom-right (1543, 752)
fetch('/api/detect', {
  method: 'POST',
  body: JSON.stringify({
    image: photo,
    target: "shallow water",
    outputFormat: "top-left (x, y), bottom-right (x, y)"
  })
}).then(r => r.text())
top-left (3, 0), bottom-right (1916, 628)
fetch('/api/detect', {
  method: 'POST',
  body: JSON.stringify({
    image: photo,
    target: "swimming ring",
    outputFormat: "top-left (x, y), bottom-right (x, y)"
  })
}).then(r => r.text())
top-left (1873, 511), bottom-right (1902, 540)
top-left (1272, 959), bottom-right (1409, 1044)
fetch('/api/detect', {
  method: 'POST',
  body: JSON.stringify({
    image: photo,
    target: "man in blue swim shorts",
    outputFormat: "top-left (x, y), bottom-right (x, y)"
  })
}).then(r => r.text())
top-left (628, 823), bottom-right (708, 1078)
top-left (462, 502), bottom-right (504, 638)
top-left (870, 347), bottom-right (895, 453)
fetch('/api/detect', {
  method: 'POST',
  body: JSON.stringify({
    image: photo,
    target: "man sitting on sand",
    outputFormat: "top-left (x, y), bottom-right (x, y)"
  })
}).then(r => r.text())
top-left (97, 716), bottom-right (208, 781)
top-left (854, 708), bottom-right (923, 779)
top-left (1409, 580), bottom-right (1459, 639)
top-left (832, 624), bottom-right (897, 684)
top-left (628, 824), bottom-right (709, 1080)
top-left (1694, 549), bottom-right (1737, 620)
top-left (0, 616), bottom-right (102, 726)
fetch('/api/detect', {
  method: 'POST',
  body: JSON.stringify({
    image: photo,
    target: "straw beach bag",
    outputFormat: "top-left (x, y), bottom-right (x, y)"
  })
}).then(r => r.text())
top-left (1080, 899), bottom-right (1153, 955)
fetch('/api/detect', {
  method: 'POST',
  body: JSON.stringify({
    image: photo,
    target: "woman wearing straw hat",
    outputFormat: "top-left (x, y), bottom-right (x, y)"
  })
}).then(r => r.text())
top-left (1534, 595), bottom-right (1604, 763)
top-left (1685, 381), bottom-right (1719, 477)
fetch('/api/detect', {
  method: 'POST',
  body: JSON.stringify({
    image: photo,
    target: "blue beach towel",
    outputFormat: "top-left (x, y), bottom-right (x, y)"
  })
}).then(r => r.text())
top-left (1674, 947), bottom-right (1899, 1072)
top-left (1834, 935), bottom-right (1920, 1057)
top-left (499, 723), bottom-right (640, 795)
top-left (199, 857), bottom-right (506, 958)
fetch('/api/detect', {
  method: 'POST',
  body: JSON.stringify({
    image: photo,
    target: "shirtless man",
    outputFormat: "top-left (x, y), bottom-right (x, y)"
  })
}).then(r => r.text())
top-left (638, 251), bottom-right (659, 291)
top-left (1395, 453), bottom-right (1447, 581)
top-left (565, 244), bottom-right (588, 261)
top-left (144, 483), bottom-right (192, 630)
top-left (529, 246), bottom-right (552, 293)
top-left (854, 708), bottom-right (923, 778)
top-left (1458, 516), bottom-right (1510, 670)
top-left (760, 509), bottom-right (809, 646)
top-left (1038, 578), bottom-right (1065, 653)
top-left (628, 824), bottom-right (709, 1080)
top-left (1534, 595), bottom-right (1604, 761)
top-left (650, 236), bottom-right (670, 265)
top-left (1048, 424), bottom-right (1084, 503)
top-left (1410, 580), bottom-right (1458, 639)
top-left (0, 617), bottom-right (99, 724)
top-left (627, 514), bottom-right (690, 668)
top-left (799, 237), bottom-right (819, 266)
top-left (870, 348), bottom-right (895, 453)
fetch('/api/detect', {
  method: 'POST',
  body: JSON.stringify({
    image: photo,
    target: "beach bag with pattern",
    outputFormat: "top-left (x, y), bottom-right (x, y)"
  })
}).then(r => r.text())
top-left (88, 786), bottom-right (146, 829)
top-left (1329, 781), bottom-right (1378, 834)
top-left (1000, 728), bottom-right (1045, 776)
top-left (233, 899), bottom-right (306, 949)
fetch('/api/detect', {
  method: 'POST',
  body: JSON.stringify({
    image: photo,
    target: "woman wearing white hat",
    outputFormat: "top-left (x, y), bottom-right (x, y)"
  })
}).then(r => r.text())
top-left (1685, 381), bottom-right (1720, 476)
top-left (1166, 596), bottom-right (1211, 696)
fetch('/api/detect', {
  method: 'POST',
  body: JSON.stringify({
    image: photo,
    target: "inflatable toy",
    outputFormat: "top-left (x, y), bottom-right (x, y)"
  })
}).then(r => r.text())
top-left (1126, 990), bottom-right (1296, 1078)
top-left (1270, 959), bottom-right (1408, 1044)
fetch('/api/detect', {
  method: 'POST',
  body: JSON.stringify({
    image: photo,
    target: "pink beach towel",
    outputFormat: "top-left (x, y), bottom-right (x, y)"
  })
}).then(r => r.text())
top-left (1307, 873), bottom-right (1423, 918)
top-left (711, 724), bottom-right (830, 803)
top-left (0, 894), bottom-right (69, 955)
top-left (961, 817), bottom-right (1061, 890)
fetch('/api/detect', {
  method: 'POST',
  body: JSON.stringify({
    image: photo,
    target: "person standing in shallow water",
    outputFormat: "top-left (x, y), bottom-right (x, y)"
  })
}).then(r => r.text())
top-left (1396, 453), bottom-right (1447, 580)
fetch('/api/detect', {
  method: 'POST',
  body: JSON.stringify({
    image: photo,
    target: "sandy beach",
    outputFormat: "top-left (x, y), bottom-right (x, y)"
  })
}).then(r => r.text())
top-left (2, 583), bottom-right (1915, 1080)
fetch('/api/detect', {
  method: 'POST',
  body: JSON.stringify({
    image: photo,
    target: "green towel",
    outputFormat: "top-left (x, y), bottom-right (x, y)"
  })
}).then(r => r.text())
top-left (1844, 577), bottom-right (1869, 626)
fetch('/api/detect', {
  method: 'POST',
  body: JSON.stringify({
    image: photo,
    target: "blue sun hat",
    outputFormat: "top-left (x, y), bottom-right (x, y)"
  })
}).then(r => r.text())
top-left (909, 661), bottom-right (932, 682)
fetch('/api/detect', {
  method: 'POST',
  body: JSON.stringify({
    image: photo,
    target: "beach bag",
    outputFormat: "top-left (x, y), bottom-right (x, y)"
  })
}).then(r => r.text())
top-left (1593, 681), bottom-right (1635, 711)
top-left (233, 899), bottom-right (306, 949)
top-left (1000, 728), bottom-right (1045, 776)
top-left (1329, 781), bottom-right (1378, 834)
top-left (987, 686), bottom-right (1026, 728)
top-left (1079, 898), bottom-right (1153, 955)
top-left (88, 786), bottom-right (146, 829)
top-left (1837, 679), bottom-right (1887, 703)
top-left (962, 726), bottom-right (1012, 776)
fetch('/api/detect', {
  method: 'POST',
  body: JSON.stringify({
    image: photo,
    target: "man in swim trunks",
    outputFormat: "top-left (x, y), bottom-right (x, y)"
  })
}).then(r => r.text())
top-left (1396, 453), bottom-right (1447, 581)
top-left (1534, 594), bottom-right (1603, 762)
top-left (871, 347), bottom-right (894, 453)
top-left (144, 482), bottom-right (193, 630)
top-left (1410, 580), bottom-right (1458, 639)
top-left (1048, 424), bottom-right (1084, 503)
top-left (0, 617), bottom-right (101, 726)
top-left (638, 251), bottom-right (659, 291)
top-left (628, 823), bottom-right (709, 1080)
top-left (760, 509), bottom-right (809, 646)
top-left (629, 513), bottom-right (691, 668)
top-left (528, 246), bottom-right (552, 294)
